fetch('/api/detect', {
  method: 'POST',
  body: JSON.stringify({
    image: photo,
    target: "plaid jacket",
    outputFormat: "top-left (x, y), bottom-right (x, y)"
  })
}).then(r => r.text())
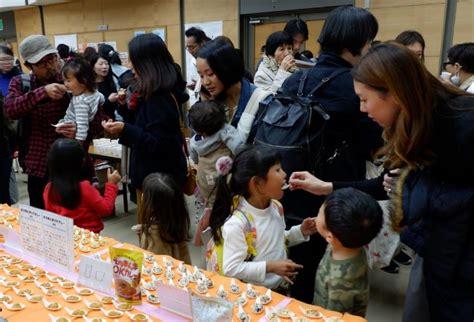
top-left (4, 73), bottom-right (69, 178)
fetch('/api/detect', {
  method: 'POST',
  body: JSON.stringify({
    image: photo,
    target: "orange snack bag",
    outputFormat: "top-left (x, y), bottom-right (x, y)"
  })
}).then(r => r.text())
top-left (110, 247), bottom-right (143, 304)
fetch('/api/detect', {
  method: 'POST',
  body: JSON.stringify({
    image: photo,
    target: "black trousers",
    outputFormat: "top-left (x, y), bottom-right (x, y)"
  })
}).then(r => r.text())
top-left (286, 218), bottom-right (327, 303)
top-left (27, 175), bottom-right (48, 209)
top-left (0, 156), bottom-right (12, 204)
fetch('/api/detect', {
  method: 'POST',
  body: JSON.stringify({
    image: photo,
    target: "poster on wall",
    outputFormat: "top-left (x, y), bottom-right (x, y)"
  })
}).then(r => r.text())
top-left (152, 28), bottom-right (166, 43)
top-left (78, 41), bottom-right (117, 53)
top-left (184, 20), bottom-right (223, 105)
top-left (54, 34), bottom-right (78, 51)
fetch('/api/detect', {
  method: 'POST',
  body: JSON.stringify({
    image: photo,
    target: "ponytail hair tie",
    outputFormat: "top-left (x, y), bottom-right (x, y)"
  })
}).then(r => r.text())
top-left (108, 50), bottom-right (114, 57)
top-left (216, 156), bottom-right (233, 176)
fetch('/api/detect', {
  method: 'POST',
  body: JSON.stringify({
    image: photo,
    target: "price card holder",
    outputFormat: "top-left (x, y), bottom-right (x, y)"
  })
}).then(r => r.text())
top-left (155, 282), bottom-right (192, 319)
top-left (78, 255), bottom-right (113, 294)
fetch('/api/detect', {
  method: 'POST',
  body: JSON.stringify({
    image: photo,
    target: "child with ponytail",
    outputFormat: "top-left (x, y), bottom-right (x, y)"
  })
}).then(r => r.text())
top-left (206, 145), bottom-right (317, 290)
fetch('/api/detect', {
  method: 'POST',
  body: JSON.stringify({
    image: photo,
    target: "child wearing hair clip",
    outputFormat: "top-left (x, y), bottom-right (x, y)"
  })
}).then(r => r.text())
top-left (206, 145), bottom-right (318, 290)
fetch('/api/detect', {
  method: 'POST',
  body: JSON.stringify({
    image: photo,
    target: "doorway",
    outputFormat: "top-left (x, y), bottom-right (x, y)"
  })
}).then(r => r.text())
top-left (242, 10), bottom-right (335, 73)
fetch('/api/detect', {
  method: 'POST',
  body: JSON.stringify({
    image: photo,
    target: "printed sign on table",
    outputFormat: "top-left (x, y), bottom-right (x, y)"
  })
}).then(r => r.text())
top-left (19, 205), bottom-right (75, 273)
top-left (78, 255), bottom-right (113, 293)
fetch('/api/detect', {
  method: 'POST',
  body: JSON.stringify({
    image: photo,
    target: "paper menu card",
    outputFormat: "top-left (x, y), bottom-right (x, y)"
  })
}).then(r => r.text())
top-left (78, 255), bottom-right (113, 293)
top-left (19, 205), bottom-right (75, 273)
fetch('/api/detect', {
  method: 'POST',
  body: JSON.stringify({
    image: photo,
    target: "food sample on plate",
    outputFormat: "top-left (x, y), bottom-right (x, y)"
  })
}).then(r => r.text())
top-left (145, 254), bottom-right (155, 264)
top-left (74, 285), bottom-right (94, 295)
top-left (177, 262), bottom-right (187, 274)
top-left (65, 307), bottom-right (88, 317)
top-left (43, 299), bottom-right (62, 311)
top-left (95, 294), bottom-right (114, 304)
top-left (59, 280), bottom-right (75, 289)
top-left (276, 308), bottom-right (296, 319)
top-left (196, 279), bottom-right (208, 294)
top-left (260, 289), bottom-right (272, 305)
top-left (113, 300), bottom-right (133, 311)
top-left (235, 292), bottom-right (247, 306)
top-left (229, 278), bottom-right (241, 294)
top-left (216, 284), bottom-right (228, 299)
top-left (246, 283), bottom-right (258, 299)
top-left (146, 293), bottom-right (159, 304)
top-left (5, 302), bottom-right (26, 311)
top-left (164, 266), bottom-right (175, 279)
top-left (151, 263), bottom-right (163, 275)
top-left (237, 304), bottom-right (250, 322)
top-left (251, 297), bottom-right (264, 314)
top-left (62, 293), bottom-right (82, 303)
top-left (84, 299), bottom-right (103, 310)
top-left (100, 308), bottom-right (124, 318)
top-left (299, 306), bottom-right (323, 318)
top-left (48, 314), bottom-right (71, 322)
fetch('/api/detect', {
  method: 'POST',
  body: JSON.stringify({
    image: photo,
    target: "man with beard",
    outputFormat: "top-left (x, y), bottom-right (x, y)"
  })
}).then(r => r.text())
top-left (4, 35), bottom-right (79, 209)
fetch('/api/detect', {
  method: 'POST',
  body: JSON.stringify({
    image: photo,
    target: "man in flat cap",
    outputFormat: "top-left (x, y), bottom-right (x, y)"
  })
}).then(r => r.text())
top-left (4, 35), bottom-right (101, 209)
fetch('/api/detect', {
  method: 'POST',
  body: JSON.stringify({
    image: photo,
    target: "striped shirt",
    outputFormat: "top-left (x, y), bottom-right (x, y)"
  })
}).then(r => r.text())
top-left (62, 91), bottom-right (104, 140)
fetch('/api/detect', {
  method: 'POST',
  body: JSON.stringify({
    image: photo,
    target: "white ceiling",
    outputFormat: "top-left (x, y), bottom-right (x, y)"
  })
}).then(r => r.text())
top-left (0, 0), bottom-right (70, 12)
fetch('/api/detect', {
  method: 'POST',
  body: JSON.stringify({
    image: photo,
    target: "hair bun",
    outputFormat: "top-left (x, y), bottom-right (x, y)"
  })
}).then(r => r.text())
top-left (216, 156), bottom-right (233, 176)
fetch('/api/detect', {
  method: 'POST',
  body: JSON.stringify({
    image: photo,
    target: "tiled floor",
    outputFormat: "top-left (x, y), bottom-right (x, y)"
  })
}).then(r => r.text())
top-left (13, 171), bottom-right (407, 321)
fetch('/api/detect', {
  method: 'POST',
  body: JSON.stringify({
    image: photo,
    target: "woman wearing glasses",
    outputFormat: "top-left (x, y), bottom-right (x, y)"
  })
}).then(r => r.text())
top-left (0, 45), bottom-right (22, 98)
top-left (0, 45), bottom-right (23, 205)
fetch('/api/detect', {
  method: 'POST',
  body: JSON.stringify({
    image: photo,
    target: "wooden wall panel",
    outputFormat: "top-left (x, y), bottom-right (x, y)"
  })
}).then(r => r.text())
top-left (453, 0), bottom-right (474, 44)
top-left (367, 3), bottom-right (447, 74)
top-left (44, 1), bottom-right (92, 34)
top-left (305, 20), bottom-right (325, 57)
top-left (185, 0), bottom-right (238, 22)
top-left (14, 0), bottom-right (183, 64)
top-left (103, 30), bottom-right (133, 53)
top-left (184, 0), bottom-right (239, 46)
top-left (14, 7), bottom-right (42, 41)
top-left (101, 0), bottom-right (179, 30)
top-left (77, 32), bottom-right (104, 47)
top-left (368, 0), bottom-right (445, 7)
top-left (165, 24), bottom-right (182, 65)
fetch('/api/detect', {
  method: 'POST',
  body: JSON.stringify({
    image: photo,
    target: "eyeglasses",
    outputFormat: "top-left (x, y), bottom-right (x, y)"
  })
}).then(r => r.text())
top-left (186, 44), bottom-right (199, 51)
top-left (33, 54), bottom-right (58, 68)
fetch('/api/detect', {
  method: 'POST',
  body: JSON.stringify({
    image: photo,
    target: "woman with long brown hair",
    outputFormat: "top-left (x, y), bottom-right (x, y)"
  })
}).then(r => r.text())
top-left (290, 43), bottom-right (474, 322)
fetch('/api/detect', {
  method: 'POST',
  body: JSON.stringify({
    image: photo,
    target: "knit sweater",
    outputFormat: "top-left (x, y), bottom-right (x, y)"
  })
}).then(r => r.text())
top-left (62, 91), bottom-right (104, 140)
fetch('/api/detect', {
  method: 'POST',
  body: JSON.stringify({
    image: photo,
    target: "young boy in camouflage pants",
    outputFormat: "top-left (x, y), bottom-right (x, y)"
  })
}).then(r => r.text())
top-left (313, 188), bottom-right (383, 316)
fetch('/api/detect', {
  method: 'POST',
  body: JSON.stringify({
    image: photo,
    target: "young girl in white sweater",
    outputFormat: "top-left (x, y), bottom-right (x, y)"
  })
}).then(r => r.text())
top-left (206, 145), bottom-right (317, 290)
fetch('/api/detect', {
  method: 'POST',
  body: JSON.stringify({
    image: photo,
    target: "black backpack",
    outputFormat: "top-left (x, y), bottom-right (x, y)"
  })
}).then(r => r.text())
top-left (254, 68), bottom-right (349, 176)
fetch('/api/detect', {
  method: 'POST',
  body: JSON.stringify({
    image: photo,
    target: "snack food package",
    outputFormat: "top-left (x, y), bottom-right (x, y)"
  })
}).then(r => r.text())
top-left (190, 292), bottom-right (233, 322)
top-left (109, 247), bottom-right (143, 304)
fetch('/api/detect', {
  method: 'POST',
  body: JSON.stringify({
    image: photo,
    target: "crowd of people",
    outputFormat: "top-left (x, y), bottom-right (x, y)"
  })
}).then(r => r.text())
top-left (0, 5), bottom-right (473, 322)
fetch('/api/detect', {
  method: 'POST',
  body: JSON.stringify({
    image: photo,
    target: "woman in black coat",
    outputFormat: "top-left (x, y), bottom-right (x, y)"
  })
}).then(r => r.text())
top-left (279, 6), bottom-right (382, 303)
top-left (290, 43), bottom-right (474, 322)
top-left (102, 34), bottom-right (188, 216)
